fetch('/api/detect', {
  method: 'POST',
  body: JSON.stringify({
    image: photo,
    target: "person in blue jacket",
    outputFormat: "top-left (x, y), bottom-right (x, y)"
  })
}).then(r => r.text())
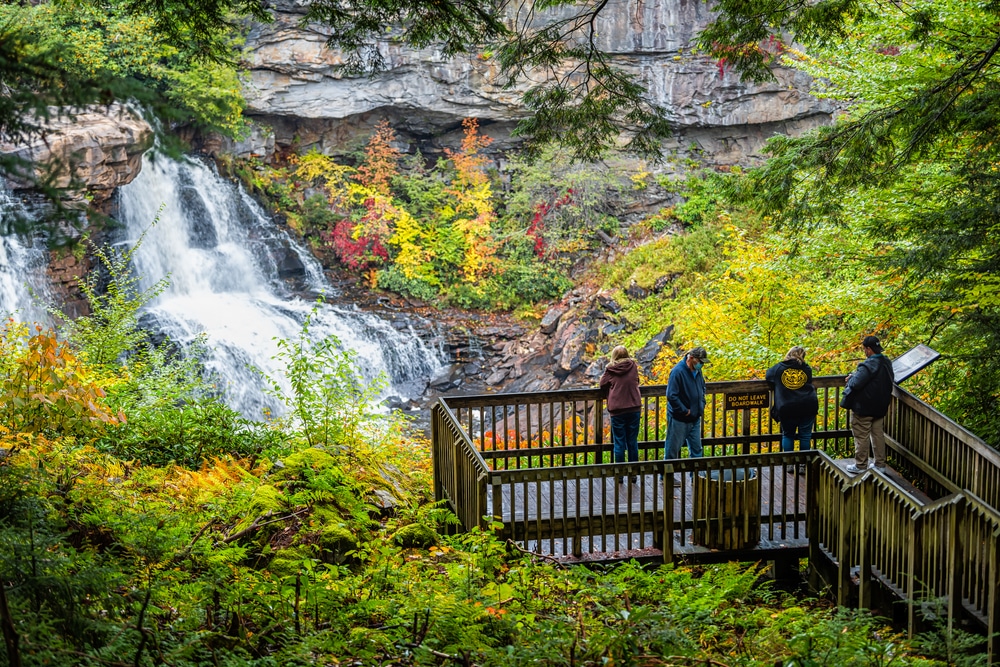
top-left (664, 347), bottom-right (709, 459)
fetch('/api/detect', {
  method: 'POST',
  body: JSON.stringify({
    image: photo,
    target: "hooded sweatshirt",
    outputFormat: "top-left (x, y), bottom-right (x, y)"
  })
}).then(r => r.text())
top-left (765, 359), bottom-right (819, 425)
top-left (600, 358), bottom-right (642, 416)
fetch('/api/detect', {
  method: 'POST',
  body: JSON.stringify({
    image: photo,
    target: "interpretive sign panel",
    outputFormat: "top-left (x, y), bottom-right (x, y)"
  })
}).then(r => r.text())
top-left (892, 344), bottom-right (941, 383)
top-left (725, 391), bottom-right (769, 411)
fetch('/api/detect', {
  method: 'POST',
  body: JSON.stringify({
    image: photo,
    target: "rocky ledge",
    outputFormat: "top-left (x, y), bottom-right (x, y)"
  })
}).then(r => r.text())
top-left (0, 105), bottom-right (152, 208)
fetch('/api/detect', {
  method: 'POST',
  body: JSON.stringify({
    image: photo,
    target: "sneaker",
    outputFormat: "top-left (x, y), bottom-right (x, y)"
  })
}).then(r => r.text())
top-left (845, 463), bottom-right (864, 474)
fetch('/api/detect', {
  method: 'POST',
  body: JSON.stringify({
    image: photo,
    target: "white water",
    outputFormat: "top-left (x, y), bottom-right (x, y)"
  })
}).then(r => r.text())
top-left (0, 191), bottom-right (52, 325)
top-left (116, 153), bottom-right (443, 418)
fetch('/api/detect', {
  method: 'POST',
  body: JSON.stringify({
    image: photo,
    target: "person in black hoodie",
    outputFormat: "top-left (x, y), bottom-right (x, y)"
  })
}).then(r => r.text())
top-left (842, 335), bottom-right (895, 474)
top-left (766, 346), bottom-right (819, 473)
top-left (600, 346), bottom-right (642, 482)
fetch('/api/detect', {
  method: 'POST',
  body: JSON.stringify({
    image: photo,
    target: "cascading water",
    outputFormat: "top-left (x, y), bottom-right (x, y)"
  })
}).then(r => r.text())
top-left (0, 191), bottom-right (52, 324)
top-left (115, 152), bottom-right (443, 418)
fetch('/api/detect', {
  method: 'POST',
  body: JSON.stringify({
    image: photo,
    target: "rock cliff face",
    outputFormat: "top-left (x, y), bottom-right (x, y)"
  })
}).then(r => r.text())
top-left (0, 105), bottom-right (152, 208)
top-left (242, 0), bottom-right (835, 162)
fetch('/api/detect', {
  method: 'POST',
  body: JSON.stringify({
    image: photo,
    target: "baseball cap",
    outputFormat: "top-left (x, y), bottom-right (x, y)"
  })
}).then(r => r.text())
top-left (688, 346), bottom-right (710, 363)
top-left (862, 336), bottom-right (883, 353)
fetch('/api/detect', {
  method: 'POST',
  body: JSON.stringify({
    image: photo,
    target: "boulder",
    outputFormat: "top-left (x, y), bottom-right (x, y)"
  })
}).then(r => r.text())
top-left (653, 273), bottom-right (682, 293)
top-left (596, 293), bottom-right (622, 314)
top-left (558, 332), bottom-right (589, 376)
top-left (635, 326), bottom-right (675, 372)
top-left (429, 364), bottom-right (463, 390)
top-left (584, 359), bottom-right (607, 379)
top-left (625, 281), bottom-right (650, 300)
top-left (485, 368), bottom-right (509, 386)
top-left (505, 369), bottom-right (562, 393)
top-left (539, 306), bottom-right (566, 335)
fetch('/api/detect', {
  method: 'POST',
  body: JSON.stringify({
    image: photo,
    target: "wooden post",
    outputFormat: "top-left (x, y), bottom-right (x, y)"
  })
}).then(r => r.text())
top-left (807, 456), bottom-right (821, 591)
top-left (595, 398), bottom-right (604, 447)
top-left (946, 500), bottom-right (965, 642)
top-left (432, 406), bottom-right (443, 503)
top-left (741, 407), bottom-right (751, 455)
top-left (837, 485), bottom-right (852, 606)
top-left (988, 529), bottom-right (1000, 666)
top-left (858, 480), bottom-right (873, 610)
top-left (663, 464), bottom-right (674, 563)
top-left (907, 513), bottom-right (922, 638)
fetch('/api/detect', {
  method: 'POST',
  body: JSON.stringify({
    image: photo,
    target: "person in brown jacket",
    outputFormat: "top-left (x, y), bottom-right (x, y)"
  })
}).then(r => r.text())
top-left (600, 346), bottom-right (642, 483)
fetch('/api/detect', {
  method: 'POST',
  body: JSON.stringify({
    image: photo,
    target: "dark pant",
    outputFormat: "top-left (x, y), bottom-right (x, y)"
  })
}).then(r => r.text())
top-left (780, 419), bottom-right (813, 452)
top-left (611, 411), bottom-right (641, 466)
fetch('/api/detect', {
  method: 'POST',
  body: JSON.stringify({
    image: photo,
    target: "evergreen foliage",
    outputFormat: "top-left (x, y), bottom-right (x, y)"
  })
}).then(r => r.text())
top-left (699, 0), bottom-right (1000, 440)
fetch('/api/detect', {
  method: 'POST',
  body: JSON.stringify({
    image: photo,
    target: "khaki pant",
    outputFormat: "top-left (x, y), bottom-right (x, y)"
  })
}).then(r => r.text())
top-left (851, 413), bottom-right (886, 467)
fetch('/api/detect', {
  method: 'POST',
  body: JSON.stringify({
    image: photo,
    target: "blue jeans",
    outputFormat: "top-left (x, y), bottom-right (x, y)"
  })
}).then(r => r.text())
top-left (664, 417), bottom-right (702, 459)
top-left (611, 412), bottom-right (641, 464)
top-left (780, 419), bottom-right (813, 452)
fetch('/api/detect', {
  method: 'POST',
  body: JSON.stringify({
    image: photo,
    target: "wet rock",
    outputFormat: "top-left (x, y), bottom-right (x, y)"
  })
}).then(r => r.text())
top-left (653, 273), bottom-right (682, 294)
top-left (635, 326), bottom-right (675, 372)
top-left (596, 293), bottom-right (622, 314)
top-left (463, 362), bottom-right (482, 376)
top-left (430, 364), bottom-right (463, 390)
top-left (602, 322), bottom-right (626, 336)
top-left (485, 368), bottom-right (509, 386)
top-left (584, 359), bottom-right (607, 379)
top-left (539, 306), bottom-right (566, 334)
top-left (273, 241), bottom-right (307, 278)
top-left (384, 395), bottom-right (407, 411)
top-left (625, 281), bottom-right (649, 300)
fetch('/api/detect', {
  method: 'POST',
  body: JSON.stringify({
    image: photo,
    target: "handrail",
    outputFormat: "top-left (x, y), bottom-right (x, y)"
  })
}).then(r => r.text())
top-left (431, 400), bottom-right (491, 532)
top-left (443, 376), bottom-right (854, 469)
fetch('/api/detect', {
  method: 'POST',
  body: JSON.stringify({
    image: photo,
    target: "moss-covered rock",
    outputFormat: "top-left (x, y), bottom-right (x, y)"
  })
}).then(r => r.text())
top-left (392, 522), bottom-right (438, 549)
top-left (318, 524), bottom-right (357, 563)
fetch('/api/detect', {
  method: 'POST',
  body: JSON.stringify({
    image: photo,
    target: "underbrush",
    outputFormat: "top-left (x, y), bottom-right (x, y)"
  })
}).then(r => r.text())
top-left (0, 227), bottom-right (977, 667)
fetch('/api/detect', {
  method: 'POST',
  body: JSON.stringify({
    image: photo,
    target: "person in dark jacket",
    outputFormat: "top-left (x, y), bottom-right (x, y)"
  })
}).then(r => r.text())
top-left (664, 347), bottom-right (709, 459)
top-left (600, 346), bottom-right (642, 482)
top-left (766, 345), bottom-right (819, 473)
top-left (842, 335), bottom-right (895, 474)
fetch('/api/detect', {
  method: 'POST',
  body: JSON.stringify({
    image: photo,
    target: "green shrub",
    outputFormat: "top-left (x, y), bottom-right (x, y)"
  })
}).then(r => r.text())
top-left (376, 265), bottom-right (438, 302)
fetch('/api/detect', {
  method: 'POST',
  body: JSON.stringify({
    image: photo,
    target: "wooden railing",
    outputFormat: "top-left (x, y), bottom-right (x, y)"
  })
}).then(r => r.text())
top-left (440, 377), bottom-right (854, 471)
top-left (431, 401), bottom-right (489, 532)
top-left (431, 376), bottom-right (1000, 662)
top-left (885, 386), bottom-right (1000, 508)
top-left (810, 451), bottom-right (1000, 660)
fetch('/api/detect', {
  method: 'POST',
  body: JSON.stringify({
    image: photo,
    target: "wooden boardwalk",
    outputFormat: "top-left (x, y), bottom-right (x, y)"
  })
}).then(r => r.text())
top-left (433, 380), bottom-right (1000, 662)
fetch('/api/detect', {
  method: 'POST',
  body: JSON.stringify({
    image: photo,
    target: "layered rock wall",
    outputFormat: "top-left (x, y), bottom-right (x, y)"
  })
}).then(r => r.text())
top-left (240, 0), bottom-right (835, 162)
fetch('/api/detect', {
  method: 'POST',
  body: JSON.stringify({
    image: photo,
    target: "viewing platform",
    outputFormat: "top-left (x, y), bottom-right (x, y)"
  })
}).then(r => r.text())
top-left (432, 378), bottom-right (1000, 662)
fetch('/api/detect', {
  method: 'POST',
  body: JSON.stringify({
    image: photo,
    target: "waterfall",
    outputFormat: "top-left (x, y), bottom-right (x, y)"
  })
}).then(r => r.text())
top-left (116, 152), bottom-right (443, 418)
top-left (0, 191), bottom-right (52, 325)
